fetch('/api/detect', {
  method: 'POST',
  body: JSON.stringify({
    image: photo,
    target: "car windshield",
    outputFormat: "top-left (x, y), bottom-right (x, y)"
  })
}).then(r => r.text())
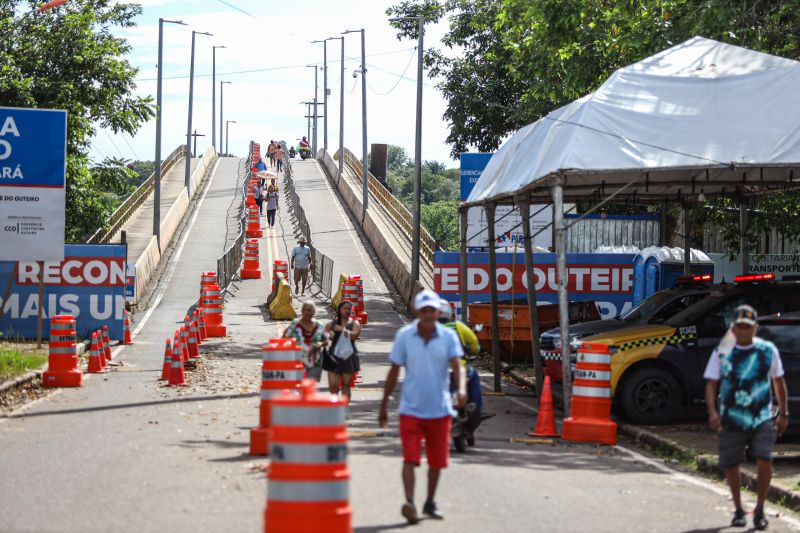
top-left (619, 290), bottom-right (678, 322)
top-left (666, 288), bottom-right (740, 327)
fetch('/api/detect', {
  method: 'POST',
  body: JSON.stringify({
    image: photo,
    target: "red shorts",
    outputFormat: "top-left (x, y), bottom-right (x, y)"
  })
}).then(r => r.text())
top-left (399, 415), bottom-right (451, 469)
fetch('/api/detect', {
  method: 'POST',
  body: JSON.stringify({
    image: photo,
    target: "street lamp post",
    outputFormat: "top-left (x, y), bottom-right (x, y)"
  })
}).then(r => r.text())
top-left (226, 120), bottom-right (237, 156)
top-left (389, 16), bottom-right (425, 282)
top-left (312, 39), bottom-right (329, 151)
top-left (344, 28), bottom-right (368, 217)
top-left (328, 36), bottom-right (344, 183)
top-left (220, 81), bottom-right (232, 155)
top-left (185, 30), bottom-right (212, 192)
top-left (191, 129), bottom-right (205, 158)
top-left (154, 18), bottom-right (187, 246)
top-left (212, 45), bottom-right (226, 151)
top-left (306, 65), bottom-right (319, 156)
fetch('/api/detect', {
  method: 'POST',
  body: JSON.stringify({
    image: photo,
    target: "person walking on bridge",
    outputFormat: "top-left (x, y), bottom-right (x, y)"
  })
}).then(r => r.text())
top-left (265, 184), bottom-right (279, 228)
top-left (290, 237), bottom-right (312, 295)
top-left (380, 289), bottom-right (466, 525)
top-left (267, 140), bottom-right (277, 167)
top-left (323, 300), bottom-right (361, 400)
top-left (704, 305), bottom-right (788, 530)
top-left (274, 144), bottom-right (284, 173)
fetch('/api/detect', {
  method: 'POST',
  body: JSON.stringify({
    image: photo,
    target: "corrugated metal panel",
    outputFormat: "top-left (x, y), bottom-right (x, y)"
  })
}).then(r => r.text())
top-left (703, 224), bottom-right (800, 255)
top-left (566, 215), bottom-right (660, 253)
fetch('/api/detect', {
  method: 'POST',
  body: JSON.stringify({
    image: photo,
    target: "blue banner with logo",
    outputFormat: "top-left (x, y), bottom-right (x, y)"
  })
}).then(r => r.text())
top-left (459, 153), bottom-right (493, 202)
top-left (0, 244), bottom-right (127, 340)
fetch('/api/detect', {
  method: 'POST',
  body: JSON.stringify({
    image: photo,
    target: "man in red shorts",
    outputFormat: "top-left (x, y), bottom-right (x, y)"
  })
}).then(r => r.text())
top-left (379, 289), bottom-right (466, 524)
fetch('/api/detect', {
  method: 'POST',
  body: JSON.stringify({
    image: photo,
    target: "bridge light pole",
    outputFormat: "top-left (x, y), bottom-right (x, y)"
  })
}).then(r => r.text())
top-left (219, 81), bottom-right (232, 155)
top-left (328, 36), bottom-right (344, 184)
top-left (306, 64), bottom-right (319, 157)
top-left (343, 28), bottom-right (368, 218)
top-left (211, 45), bottom-right (226, 151)
top-left (300, 101), bottom-right (313, 145)
top-left (225, 120), bottom-right (237, 156)
top-left (312, 39), bottom-right (329, 152)
top-left (185, 30), bottom-right (212, 192)
top-left (389, 15), bottom-right (425, 282)
top-left (154, 18), bottom-right (187, 247)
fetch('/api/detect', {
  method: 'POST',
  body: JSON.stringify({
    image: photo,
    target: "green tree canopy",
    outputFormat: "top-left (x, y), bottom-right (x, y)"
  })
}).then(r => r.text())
top-left (1, 0), bottom-right (154, 241)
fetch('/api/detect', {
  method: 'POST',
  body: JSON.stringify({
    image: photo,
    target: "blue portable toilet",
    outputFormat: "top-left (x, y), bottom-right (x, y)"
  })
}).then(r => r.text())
top-left (632, 247), bottom-right (715, 305)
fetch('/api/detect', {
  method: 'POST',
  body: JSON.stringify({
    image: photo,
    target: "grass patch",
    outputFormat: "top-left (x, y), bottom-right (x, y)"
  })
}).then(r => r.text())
top-left (0, 347), bottom-right (48, 381)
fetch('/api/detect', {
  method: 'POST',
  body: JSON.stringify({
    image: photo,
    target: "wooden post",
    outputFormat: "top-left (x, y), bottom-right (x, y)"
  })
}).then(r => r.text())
top-left (518, 195), bottom-right (544, 401)
top-left (486, 201), bottom-right (502, 393)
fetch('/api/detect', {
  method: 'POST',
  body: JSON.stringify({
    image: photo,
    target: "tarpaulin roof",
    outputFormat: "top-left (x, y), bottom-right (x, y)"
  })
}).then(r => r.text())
top-left (465, 37), bottom-right (800, 206)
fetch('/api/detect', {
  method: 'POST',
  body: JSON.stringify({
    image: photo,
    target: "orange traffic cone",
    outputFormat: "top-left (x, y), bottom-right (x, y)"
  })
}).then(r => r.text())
top-left (87, 332), bottom-right (104, 374)
top-left (97, 330), bottom-right (108, 371)
top-left (160, 337), bottom-right (172, 381)
top-left (528, 375), bottom-right (560, 437)
top-left (180, 326), bottom-right (190, 362)
top-left (169, 333), bottom-right (186, 387)
top-left (102, 325), bottom-right (112, 362)
top-left (197, 308), bottom-right (208, 340)
top-left (123, 310), bottom-right (133, 345)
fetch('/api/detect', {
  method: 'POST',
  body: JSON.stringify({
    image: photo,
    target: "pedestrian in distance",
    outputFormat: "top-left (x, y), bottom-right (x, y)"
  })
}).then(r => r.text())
top-left (323, 300), bottom-right (361, 400)
top-left (265, 185), bottom-right (279, 228)
top-left (268, 140), bottom-right (277, 167)
top-left (254, 181), bottom-right (264, 215)
top-left (379, 289), bottom-right (466, 525)
top-left (274, 143), bottom-right (284, 173)
top-left (282, 300), bottom-right (327, 380)
top-left (704, 305), bottom-right (788, 531)
top-left (290, 236), bottom-right (312, 295)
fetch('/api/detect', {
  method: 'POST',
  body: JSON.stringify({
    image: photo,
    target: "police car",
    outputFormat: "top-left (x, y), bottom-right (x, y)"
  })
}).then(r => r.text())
top-left (539, 274), bottom-right (714, 380)
top-left (579, 274), bottom-right (800, 424)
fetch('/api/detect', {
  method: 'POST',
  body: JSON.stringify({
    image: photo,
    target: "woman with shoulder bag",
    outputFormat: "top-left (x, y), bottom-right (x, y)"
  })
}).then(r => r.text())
top-left (323, 301), bottom-right (361, 399)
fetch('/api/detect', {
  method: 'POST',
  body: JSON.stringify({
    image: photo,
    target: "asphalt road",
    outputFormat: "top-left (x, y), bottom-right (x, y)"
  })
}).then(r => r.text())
top-left (0, 156), bottom-right (798, 532)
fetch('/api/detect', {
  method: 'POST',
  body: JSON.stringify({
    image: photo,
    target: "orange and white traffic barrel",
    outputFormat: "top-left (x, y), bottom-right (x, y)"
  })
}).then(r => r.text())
top-left (272, 260), bottom-right (289, 292)
top-left (264, 380), bottom-right (351, 533)
top-left (562, 342), bottom-right (617, 445)
top-left (42, 314), bottom-right (82, 387)
top-left (349, 275), bottom-right (367, 324)
top-left (246, 206), bottom-right (263, 238)
top-left (202, 283), bottom-right (227, 337)
top-left (250, 338), bottom-right (304, 456)
top-left (241, 239), bottom-right (262, 279)
top-left (199, 271), bottom-right (217, 309)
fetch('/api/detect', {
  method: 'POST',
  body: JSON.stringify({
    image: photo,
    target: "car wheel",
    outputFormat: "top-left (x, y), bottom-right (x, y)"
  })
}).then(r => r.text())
top-left (620, 367), bottom-right (682, 425)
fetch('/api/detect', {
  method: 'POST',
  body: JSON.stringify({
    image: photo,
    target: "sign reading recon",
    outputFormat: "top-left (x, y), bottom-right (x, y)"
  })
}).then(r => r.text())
top-left (0, 244), bottom-right (126, 339)
top-left (0, 107), bottom-right (67, 261)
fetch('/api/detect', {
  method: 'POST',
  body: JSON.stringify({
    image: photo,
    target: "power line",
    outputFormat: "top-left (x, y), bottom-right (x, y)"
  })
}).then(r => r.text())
top-left (120, 132), bottom-right (141, 160)
top-left (366, 47), bottom-right (417, 96)
top-left (104, 130), bottom-right (126, 159)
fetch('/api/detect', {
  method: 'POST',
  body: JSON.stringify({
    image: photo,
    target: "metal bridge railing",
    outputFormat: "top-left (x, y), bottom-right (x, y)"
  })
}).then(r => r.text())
top-left (335, 147), bottom-right (436, 266)
top-left (86, 145), bottom-right (188, 244)
top-left (216, 144), bottom-right (251, 292)
top-left (282, 144), bottom-right (335, 299)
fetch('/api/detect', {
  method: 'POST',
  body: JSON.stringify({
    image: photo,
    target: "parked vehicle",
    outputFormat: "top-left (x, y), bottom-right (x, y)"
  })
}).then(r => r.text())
top-left (578, 273), bottom-right (800, 424)
top-left (758, 312), bottom-right (800, 433)
top-left (540, 275), bottom-right (715, 380)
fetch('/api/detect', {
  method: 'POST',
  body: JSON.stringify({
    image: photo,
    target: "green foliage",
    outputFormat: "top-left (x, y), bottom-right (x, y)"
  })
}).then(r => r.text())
top-left (0, 0), bottom-right (154, 241)
top-left (128, 160), bottom-right (155, 185)
top-left (0, 346), bottom-right (47, 380)
top-left (422, 200), bottom-right (460, 251)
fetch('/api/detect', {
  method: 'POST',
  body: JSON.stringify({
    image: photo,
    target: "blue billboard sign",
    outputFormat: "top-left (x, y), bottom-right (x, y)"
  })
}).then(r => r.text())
top-left (459, 153), bottom-right (493, 202)
top-left (0, 107), bottom-right (67, 261)
top-left (0, 244), bottom-right (127, 340)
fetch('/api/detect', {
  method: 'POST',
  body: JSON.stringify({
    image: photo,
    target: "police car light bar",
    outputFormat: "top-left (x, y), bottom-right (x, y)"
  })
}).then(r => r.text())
top-left (733, 273), bottom-right (776, 283)
top-left (677, 274), bottom-right (713, 283)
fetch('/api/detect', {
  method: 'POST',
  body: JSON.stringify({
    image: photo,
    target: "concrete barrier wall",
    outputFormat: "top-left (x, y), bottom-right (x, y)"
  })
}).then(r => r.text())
top-left (131, 146), bottom-right (218, 306)
top-left (317, 150), bottom-right (423, 307)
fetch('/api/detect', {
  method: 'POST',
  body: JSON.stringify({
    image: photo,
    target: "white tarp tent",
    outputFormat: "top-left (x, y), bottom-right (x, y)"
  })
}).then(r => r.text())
top-left (465, 36), bottom-right (800, 205)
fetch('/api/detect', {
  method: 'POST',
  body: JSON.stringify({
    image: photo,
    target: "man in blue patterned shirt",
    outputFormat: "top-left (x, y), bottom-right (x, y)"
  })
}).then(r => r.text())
top-left (704, 305), bottom-right (788, 530)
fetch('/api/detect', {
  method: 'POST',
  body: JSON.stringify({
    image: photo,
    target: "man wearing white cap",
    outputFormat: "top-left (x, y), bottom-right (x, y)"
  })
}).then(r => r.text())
top-left (380, 289), bottom-right (466, 525)
top-left (704, 304), bottom-right (788, 530)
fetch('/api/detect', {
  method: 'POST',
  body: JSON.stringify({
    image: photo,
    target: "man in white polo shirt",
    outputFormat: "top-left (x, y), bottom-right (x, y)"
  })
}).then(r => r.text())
top-left (379, 289), bottom-right (466, 525)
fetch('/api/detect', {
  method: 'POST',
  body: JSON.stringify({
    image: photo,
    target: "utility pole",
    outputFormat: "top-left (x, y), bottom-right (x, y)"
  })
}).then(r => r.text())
top-left (344, 29), bottom-right (368, 217)
top-left (327, 36), bottom-right (345, 182)
top-left (154, 18), bottom-right (186, 247)
top-left (313, 39), bottom-right (329, 151)
top-left (301, 101), bottom-right (313, 142)
top-left (211, 45), bottom-right (225, 151)
top-left (191, 129), bottom-right (205, 157)
top-left (185, 30), bottom-right (212, 193)
top-left (220, 81), bottom-right (231, 155)
top-left (389, 16), bottom-right (425, 282)
top-left (306, 64), bottom-right (319, 156)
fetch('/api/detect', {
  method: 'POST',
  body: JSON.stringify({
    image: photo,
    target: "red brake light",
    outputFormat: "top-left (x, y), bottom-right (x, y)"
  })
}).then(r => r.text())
top-left (734, 273), bottom-right (775, 283)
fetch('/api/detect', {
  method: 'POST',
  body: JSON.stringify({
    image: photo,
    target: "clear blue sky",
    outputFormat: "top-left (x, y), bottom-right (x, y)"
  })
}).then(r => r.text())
top-left (90, 0), bottom-right (457, 165)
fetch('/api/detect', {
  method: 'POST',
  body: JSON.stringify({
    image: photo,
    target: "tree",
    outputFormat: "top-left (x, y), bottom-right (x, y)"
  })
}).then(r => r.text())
top-left (0, 0), bottom-right (155, 241)
top-left (128, 160), bottom-right (155, 185)
top-left (422, 200), bottom-right (460, 251)
top-left (387, 144), bottom-right (412, 174)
